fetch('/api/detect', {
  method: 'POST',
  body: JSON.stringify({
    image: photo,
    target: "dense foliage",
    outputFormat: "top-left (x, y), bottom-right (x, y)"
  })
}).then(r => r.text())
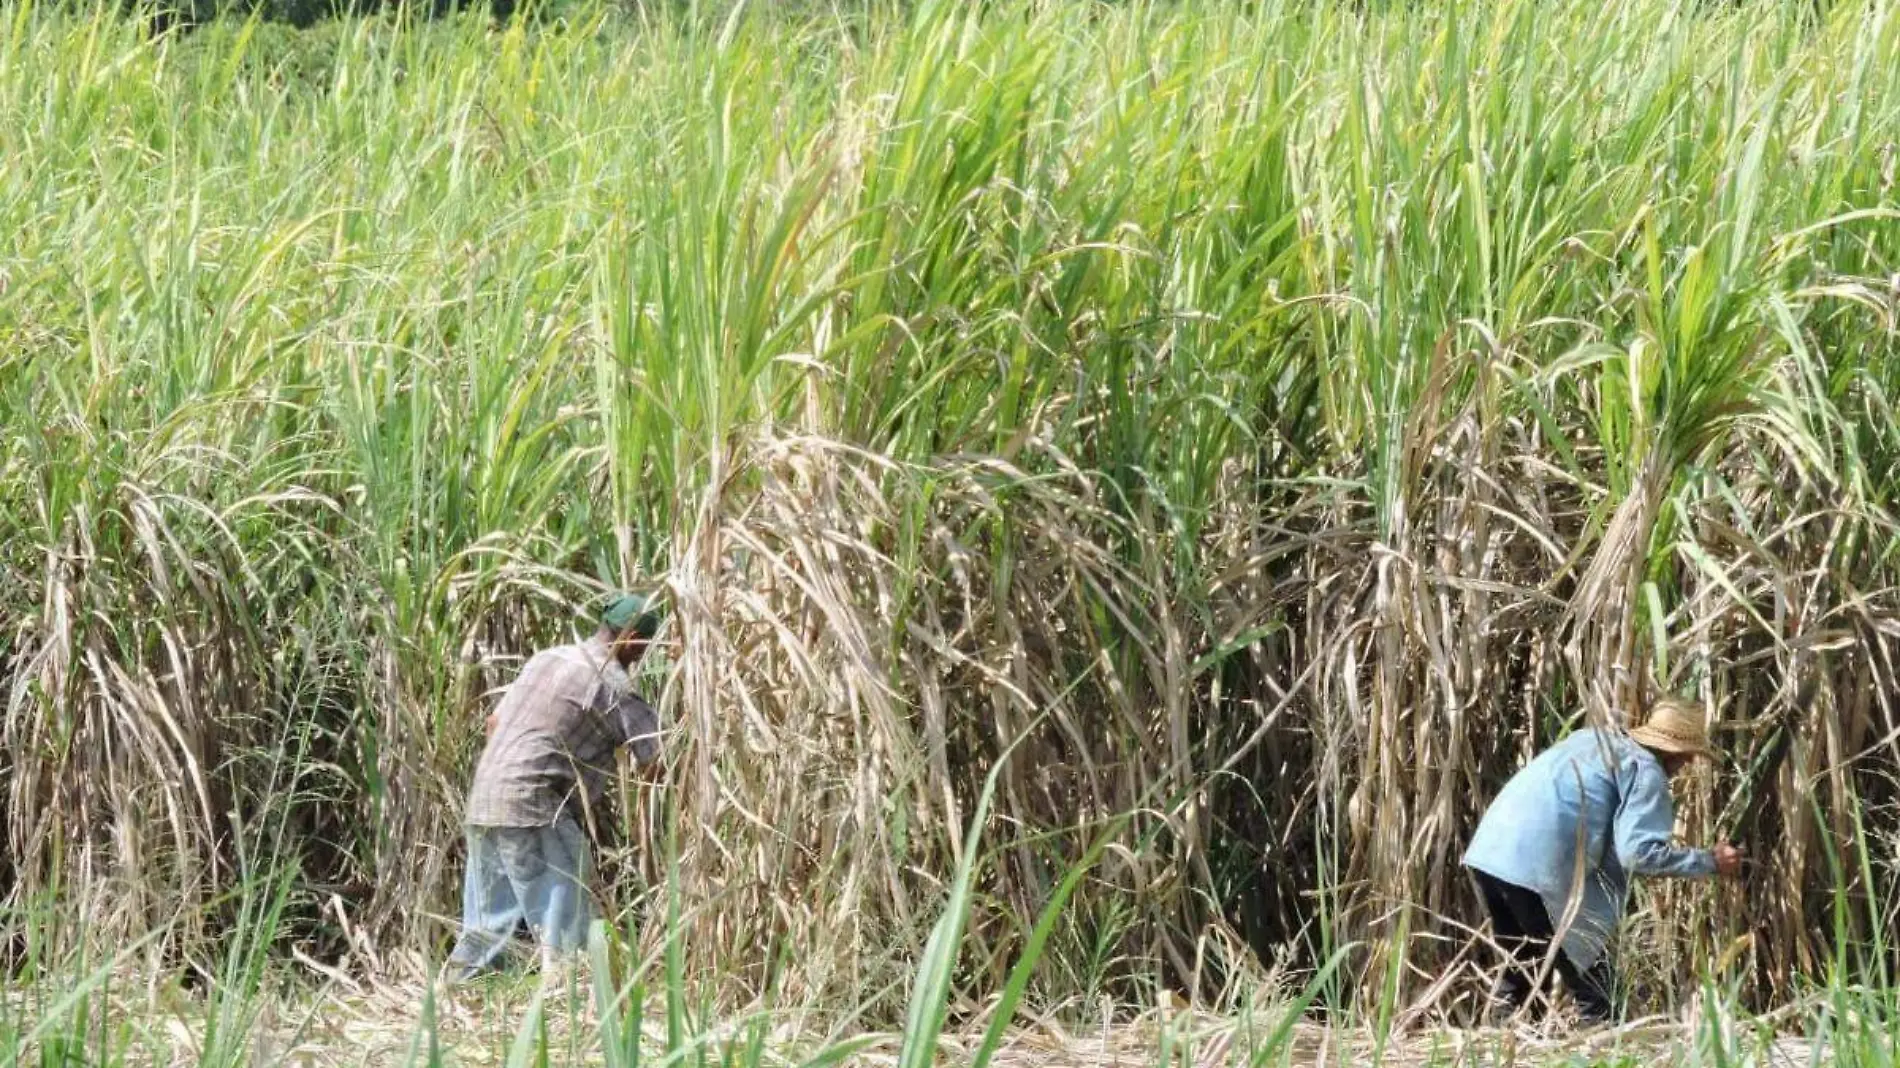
top-left (2, 0), bottom-right (1897, 1018)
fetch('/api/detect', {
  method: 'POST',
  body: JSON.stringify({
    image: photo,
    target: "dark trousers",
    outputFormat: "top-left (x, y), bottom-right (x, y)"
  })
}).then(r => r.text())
top-left (1470, 869), bottom-right (1617, 1021)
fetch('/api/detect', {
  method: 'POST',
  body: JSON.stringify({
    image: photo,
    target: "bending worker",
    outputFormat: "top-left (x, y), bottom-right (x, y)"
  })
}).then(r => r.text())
top-left (445, 592), bottom-right (665, 981)
top-left (1463, 697), bottom-right (1743, 1022)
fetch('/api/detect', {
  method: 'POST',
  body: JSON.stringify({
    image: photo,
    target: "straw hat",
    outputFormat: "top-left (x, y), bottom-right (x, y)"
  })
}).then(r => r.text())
top-left (1629, 696), bottom-right (1714, 758)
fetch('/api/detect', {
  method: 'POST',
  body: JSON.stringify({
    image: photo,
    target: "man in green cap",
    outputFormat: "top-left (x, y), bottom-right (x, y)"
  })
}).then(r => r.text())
top-left (445, 592), bottom-right (666, 981)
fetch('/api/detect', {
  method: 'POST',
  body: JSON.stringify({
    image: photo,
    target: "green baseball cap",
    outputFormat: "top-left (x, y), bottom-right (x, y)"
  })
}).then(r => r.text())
top-left (600, 592), bottom-right (664, 639)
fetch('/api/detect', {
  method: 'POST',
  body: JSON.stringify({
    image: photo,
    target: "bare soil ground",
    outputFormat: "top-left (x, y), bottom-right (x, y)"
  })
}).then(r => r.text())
top-left (113, 970), bottom-right (1825, 1068)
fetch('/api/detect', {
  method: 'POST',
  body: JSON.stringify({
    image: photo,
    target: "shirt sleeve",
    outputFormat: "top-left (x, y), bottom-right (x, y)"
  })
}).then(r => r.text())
top-left (614, 693), bottom-right (662, 766)
top-left (1613, 755), bottom-right (1715, 878)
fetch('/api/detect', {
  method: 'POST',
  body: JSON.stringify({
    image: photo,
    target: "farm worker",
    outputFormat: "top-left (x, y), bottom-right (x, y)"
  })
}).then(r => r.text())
top-left (444, 592), bottom-right (665, 982)
top-left (1462, 697), bottom-right (1744, 1023)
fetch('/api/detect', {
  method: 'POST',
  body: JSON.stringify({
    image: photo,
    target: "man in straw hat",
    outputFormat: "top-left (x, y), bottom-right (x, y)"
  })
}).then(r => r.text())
top-left (444, 591), bottom-right (666, 982)
top-left (1462, 696), bottom-right (1744, 1023)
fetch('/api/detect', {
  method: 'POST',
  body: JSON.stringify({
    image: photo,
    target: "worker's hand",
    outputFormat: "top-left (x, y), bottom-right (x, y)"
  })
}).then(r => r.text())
top-left (484, 711), bottom-right (499, 739)
top-left (1714, 843), bottom-right (1745, 878)
top-left (639, 753), bottom-right (665, 781)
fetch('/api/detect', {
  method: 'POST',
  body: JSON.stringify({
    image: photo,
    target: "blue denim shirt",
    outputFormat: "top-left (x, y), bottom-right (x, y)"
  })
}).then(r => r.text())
top-left (1464, 729), bottom-right (1714, 967)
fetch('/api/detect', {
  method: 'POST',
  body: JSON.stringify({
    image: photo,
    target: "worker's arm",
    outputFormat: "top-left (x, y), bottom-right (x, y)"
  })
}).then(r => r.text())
top-left (616, 693), bottom-right (662, 769)
top-left (1613, 757), bottom-right (1717, 877)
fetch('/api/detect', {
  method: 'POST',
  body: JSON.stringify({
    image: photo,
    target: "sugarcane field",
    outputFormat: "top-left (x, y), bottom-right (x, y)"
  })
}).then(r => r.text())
top-left (1, 0), bottom-right (1897, 1064)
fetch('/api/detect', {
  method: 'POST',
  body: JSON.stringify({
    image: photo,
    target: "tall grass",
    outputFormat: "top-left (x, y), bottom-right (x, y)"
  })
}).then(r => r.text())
top-left (1, 0), bottom-right (1898, 1028)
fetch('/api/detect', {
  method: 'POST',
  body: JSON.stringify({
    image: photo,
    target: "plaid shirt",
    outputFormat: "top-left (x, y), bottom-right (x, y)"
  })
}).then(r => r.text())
top-left (464, 637), bottom-right (661, 828)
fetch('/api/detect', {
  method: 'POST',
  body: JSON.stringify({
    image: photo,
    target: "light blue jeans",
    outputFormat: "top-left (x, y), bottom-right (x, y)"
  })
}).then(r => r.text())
top-left (446, 818), bottom-right (594, 979)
